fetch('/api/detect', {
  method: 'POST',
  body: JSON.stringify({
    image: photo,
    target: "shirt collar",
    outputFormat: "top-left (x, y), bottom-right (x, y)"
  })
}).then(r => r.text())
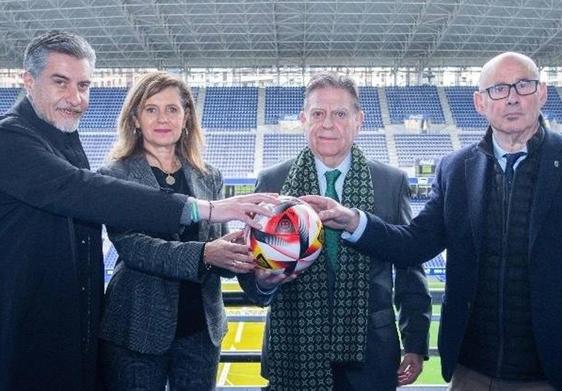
top-left (491, 132), bottom-right (528, 162)
top-left (314, 153), bottom-right (352, 178)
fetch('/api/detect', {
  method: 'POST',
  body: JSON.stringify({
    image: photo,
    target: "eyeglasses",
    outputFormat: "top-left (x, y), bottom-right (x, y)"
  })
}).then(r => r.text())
top-left (480, 79), bottom-right (539, 100)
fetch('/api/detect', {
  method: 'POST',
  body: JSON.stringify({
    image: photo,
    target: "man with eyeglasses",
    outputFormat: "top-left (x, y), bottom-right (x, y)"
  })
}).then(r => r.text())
top-left (302, 51), bottom-right (561, 390)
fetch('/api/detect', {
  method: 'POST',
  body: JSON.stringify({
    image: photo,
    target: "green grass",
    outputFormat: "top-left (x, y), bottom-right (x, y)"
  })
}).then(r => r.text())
top-left (221, 319), bottom-right (446, 386)
top-left (418, 357), bottom-right (444, 384)
top-left (219, 279), bottom-right (447, 386)
top-left (428, 280), bottom-right (445, 290)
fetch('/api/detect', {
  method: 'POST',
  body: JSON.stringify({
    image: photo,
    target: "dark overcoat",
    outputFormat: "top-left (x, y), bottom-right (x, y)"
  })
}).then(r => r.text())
top-left (0, 97), bottom-right (187, 391)
top-left (355, 127), bottom-right (562, 389)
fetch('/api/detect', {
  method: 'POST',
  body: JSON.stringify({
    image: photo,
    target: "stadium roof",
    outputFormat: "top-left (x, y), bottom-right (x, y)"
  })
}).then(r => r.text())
top-left (1, 0), bottom-right (562, 69)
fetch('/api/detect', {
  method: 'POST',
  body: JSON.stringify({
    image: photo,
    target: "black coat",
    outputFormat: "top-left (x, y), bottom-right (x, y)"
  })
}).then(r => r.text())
top-left (355, 127), bottom-right (562, 389)
top-left (0, 97), bottom-right (187, 391)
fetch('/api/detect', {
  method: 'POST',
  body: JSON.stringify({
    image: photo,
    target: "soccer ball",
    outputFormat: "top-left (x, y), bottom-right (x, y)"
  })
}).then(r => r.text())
top-left (246, 195), bottom-right (324, 274)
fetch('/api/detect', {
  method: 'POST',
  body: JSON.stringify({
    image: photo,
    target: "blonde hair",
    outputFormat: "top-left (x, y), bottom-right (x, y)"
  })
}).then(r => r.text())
top-left (108, 71), bottom-right (207, 173)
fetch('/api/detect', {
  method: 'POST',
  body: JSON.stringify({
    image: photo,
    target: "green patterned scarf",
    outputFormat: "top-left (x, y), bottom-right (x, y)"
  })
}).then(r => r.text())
top-left (267, 145), bottom-right (375, 391)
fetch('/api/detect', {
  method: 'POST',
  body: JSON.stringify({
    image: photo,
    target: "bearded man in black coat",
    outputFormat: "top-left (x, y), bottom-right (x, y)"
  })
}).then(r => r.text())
top-left (0, 30), bottom-right (273, 391)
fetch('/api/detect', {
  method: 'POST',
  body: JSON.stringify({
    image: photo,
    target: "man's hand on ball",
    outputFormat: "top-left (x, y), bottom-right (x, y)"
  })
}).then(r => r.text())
top-left (197, 193), bottom-right (279, 230)
top-left (300, 195), bottom-right (360, 232)
top-left (255, 268), bottom-right (298, 291)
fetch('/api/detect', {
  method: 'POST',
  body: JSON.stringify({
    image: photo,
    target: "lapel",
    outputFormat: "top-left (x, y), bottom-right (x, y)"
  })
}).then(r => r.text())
top-left (179, 158), bottom-right (213, 241)
top-left (126, 155), bottom-right (215, 240)
top-left (127, 154), bottom-right (161, 188)
top-left (465, 146), bottom-right (489, 259)
top-left (529, 130), bottom-right (562, 251)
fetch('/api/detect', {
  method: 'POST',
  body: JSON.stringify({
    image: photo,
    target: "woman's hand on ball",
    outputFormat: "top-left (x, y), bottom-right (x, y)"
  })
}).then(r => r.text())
top-left (203, 230), bottom-right (256, 273)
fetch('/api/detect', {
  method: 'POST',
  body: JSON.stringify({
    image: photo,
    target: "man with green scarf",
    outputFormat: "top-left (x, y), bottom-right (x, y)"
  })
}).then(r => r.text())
top-left (243, 72), bottom-right (431, 391)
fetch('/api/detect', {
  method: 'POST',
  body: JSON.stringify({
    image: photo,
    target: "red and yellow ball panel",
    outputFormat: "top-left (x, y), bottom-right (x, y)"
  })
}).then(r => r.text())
top-left (247, 196), bottom-right (323, 274)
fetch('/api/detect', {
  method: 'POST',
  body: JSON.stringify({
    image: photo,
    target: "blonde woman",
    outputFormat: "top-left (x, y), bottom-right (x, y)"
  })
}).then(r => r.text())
top-left (98, 72), bottom-right (256, 391)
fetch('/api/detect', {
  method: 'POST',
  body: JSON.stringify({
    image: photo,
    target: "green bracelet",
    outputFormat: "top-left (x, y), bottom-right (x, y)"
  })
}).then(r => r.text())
top-left (190, 201), bottom-right (200, 223)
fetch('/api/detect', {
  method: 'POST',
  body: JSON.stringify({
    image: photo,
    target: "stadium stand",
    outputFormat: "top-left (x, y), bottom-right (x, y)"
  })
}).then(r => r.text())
top-left (74, 84), bottom-right (562, 175)
top-left (264, 86), bottom-right (304, 124)
top-left (71, 85), bottom-right (562, 176)
top-left (394, 133), bottom-right (454, 166)
top-left (190, 86), bottom-right (200, 103)
top-left (202, 87), bottom-right (258, 130)
top-left (542, 85), bottom-right (562, 123)
top-left (79, 87), bottom-right (127, 129)
top-left (262, 132), bottom-right (389, 169)
top-left (79, 133), bottom-right (116, 171)
top-left (359, 86), bottom-right (385, 129)
top-left (204, 132), bottom-right (256, 177)
top-left (386, 85), bottom-right (445, 124)
top-left (0, 87), bottom-right (20, 115)
top-left (459, 133), bottom-right (484, 148)
top-left (262, 133), bottom-right (307, 168)
top-left (356, 132), bottom-right (389, 163)
top-left (444, 86), bottom-right (488, 129)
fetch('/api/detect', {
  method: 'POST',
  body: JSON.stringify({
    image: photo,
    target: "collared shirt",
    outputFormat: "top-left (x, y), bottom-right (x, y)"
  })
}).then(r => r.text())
top-left (309, 154), bottom-right (364, 243)
top-left (491, 132), bottom-right (528, 172)
top-left (314, 154), bottom-right (351, 201)
top-left (314, 154), bottom-right (367, 242)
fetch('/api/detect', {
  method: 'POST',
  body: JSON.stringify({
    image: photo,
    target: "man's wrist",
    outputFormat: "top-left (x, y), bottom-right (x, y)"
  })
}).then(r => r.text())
top-left (256, 281), bottom-right (278, 295)
top-left (181, 197), bottom-right (206, 225)
top-left (196, 199), bottom-right (210, 222)
top-left (180, 198), bottom-right (193, 225)
top-left (342, 209), bottom-right (367, 243)
top-left (345, 208), bottom-right (361, 232)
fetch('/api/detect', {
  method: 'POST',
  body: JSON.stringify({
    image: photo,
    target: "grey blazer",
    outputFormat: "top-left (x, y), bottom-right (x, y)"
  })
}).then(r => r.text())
top-left (98, 154), bottom-right (231, 354)
top-left (243, 156), bottom-right (432, 390)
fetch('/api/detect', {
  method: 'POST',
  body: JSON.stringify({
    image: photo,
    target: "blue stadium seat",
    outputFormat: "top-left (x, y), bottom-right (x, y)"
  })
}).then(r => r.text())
top-left (0, 88), bottom-right (21, 115)
top-left (262, 132), bottom-right (389, 168)
top-left (359, 87), bottom-right (384, 129)
top-left (459, 133), bottom-right (484, 148)
top-left (202, 87), bottom-right (258, 130)
top-left (80, 87), bottom-right (127, 130)
top-left (79, 133), bottom-right (117, 171)
top-left (542, 86), bottom-right (562, 123)
top-left (444, 86), bottom-right (487, 129)
top-left (204, 132), bottom-right (256, 177)
top-left (385, 85), bottom-right (445, 124)
top-left (103, 244), bottom-right (119, 283)
top-left (264, 86), bottom-right (304, 125)
top-left (394, 134), bottom-right (453, 166)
